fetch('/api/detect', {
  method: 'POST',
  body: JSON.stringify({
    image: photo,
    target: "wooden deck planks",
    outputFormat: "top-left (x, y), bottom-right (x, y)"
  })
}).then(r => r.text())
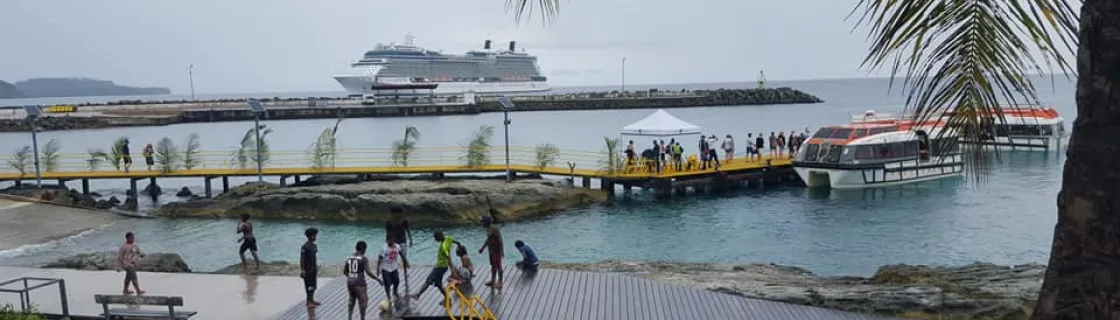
top-left (275, 266), bottom-right (904, 320)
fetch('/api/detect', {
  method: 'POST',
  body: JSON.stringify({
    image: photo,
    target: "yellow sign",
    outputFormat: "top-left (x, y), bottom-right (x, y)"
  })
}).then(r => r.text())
top-left (46, 105), bottom-right (76, 113)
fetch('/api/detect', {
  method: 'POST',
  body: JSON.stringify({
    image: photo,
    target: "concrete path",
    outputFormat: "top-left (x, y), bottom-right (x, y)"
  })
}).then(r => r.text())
top-left (0, 266), bottom-right (318, 320)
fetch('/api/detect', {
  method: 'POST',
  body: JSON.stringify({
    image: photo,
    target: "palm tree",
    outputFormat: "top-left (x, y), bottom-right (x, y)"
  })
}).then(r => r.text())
top-left (391, 126), bottom-right (421, 167)
top-left (507, 1), bottom-right (1116, 318)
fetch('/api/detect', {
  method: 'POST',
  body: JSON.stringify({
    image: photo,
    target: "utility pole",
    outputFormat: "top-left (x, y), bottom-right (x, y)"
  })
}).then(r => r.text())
top-left (189, 64), bottom-right (196, 100)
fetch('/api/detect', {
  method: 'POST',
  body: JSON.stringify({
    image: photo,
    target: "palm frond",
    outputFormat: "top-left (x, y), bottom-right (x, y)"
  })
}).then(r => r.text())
top-left (851, 0), bottom-right (1078, 182)
top-left (105, 136), bottom-right (129, 171)
top-left (183, 134), bottom-right (202, 170)
top-left (42, 138), bottom-right (60, 172)
top-left (155, 137), bottom-right (182, 173)
top-left (506, 0), bottom-right (560, 25)
top-left (87, 148), bottom-right (107, 171)
top-left (8, 146), bottom-right (31, 175)
top-left (462, 125), bottom-right (495, 167)
top-left (392, 126), bottom-right (422, 167)
top-left (309, 118), bottom-right (342, 170)
top-left (534, 143), bottom-right (560, 170)
top-left (597, 137), bottom-right (623, 174)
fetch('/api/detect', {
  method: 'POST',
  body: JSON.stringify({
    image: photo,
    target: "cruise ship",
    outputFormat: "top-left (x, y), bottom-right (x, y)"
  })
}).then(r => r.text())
top-left (333, 34), bottom-right (550, 96)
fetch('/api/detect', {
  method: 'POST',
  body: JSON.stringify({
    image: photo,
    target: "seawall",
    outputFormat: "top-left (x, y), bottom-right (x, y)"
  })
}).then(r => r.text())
top-left (0, 87), bottom-right (823, 132)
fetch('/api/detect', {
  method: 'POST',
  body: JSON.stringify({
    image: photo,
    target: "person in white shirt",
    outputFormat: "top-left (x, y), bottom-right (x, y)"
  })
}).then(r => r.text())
top-left (376, 236), bottom-right (409, 309)
top-left (722, 134), bottom-right (735, 162)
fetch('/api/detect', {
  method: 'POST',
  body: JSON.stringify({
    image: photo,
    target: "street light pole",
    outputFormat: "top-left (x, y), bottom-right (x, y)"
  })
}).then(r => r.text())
top-left (503, 109), bottom-right (511, 182)
top-left (189, 64), bottom-right (196, 101)
top-left (621, 56), bottom-right (626, 92)
top-left (254, 115), bottom-right (263, 183)
top-left (28, 117), bottom-right (41, 187)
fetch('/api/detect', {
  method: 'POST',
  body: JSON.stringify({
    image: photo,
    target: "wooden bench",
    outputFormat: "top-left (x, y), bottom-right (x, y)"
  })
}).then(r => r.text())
top-left (94, 294), bottom-right (197, 320)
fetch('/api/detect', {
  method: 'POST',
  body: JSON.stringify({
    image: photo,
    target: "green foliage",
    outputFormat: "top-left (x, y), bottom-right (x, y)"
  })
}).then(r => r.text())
top-left (7, 146), bottom-right (31, 175)
top-left (506, 0), bottom-right (559, 25)
top-left (183, 133), bottom-right (202, 170)
top-left (0, 304), bottom-right (42, 320)
top-left (391, 126), bottom-right (421, 167)
top-left (87, 148), bottom-right (106, 171)
top-left (155, 137), bottom-right (182, 173)
top-left (231, 125), bottom-right (273, 169)
top-left (534, 143), bottom-right (559, 169)
top-left (851, 0), bottom-right (1078, 181)
top-left (462, 125), bottom-right (494, 168)
top-left (41, 139), bottom-right (60, 172)
top-left (104, 136), bottom-right (129, 170)
top-left (309, 117), bottom-right (343, 169)
top-left (597, 137), bottom-right (623, 175)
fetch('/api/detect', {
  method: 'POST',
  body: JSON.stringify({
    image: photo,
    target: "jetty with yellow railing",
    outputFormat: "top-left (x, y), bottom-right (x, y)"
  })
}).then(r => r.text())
top-left (0, 145), bottom-right (796, 206)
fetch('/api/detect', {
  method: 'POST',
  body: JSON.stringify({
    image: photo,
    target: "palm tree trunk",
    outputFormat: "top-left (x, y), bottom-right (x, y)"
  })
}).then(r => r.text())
top-left (1033, 0), bottom-right (1120, 318)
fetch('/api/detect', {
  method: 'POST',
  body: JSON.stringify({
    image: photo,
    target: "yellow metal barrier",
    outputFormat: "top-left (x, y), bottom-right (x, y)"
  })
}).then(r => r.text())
top-left (444, 283), bottom-right (497, 320)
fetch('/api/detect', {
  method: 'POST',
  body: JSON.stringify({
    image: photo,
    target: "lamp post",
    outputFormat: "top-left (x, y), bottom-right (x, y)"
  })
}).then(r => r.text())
top-left (23, 106), bottom-right (43, 187)
top-left (246, 99), bottom-right (266, 183)
top-left (189, 64), bottom-right (196, 101)
top-left (498, 96), bottom-right (516, 182)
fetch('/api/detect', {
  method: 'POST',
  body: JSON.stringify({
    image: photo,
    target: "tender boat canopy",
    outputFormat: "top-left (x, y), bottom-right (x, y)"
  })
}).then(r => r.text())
top-left (620, 109), bottom-right (702, 137)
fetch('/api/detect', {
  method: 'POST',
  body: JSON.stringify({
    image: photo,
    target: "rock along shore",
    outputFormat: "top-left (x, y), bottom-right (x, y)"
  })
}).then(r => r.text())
top-left (149, 175), bottom-right (607, 224)
top-left (0, 87), bottom-right (823, 132)
top-left (38, 254), bottom-right (1042, 320)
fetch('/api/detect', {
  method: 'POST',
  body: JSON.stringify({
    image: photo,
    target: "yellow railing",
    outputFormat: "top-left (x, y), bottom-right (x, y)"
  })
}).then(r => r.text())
top-left (444, 283), bottom-right (497, 320)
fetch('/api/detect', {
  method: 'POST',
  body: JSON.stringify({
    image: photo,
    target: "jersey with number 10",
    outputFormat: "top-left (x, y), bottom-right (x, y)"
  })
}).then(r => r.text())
top-left (344, 255), bottom-right (370, 286)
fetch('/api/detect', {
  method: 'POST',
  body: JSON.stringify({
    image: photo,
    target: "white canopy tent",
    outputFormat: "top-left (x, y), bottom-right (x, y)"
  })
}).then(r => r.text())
top-left (620, 109), bottom-right (702, 137)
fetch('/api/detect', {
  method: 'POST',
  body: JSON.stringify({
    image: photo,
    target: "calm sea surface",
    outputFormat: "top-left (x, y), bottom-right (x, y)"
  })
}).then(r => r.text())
top-left (0, 77), bottom-right (1074, 276)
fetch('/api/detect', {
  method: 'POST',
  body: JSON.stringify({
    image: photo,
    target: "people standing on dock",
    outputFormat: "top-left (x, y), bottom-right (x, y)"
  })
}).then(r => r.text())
top-left (478, 214), bottom-right (504, 288)
top-left (777, 132), bottom-right (788, 158)
top-left (624, 140), bottom-right (636, 169)
top-left (651, 141), bottom-right (662, 174)
top-left (513, 240), bottom-right (539, 271)
top-left (722, 134), bottom-right (735, 163)
top-left (671, 141), bottom-right (683, 171)
top-left (788, 130), bottom-right (801, 157)
top-left (300, 228), bottom-right (321, 308)
top-left (120, 139), bottom-right (133, 173)
top-left (698, 136), bottom-right (709, 170)
top-left (745, 133), bottom-right (757, 161)
top-left (377, 235), bottom-right (408, 309)
top-left (707, 135), bottom-right (721, 170)
top-left (410, 231), bottom-right (461, 302)
top-left (116, 231), bottom-right (145, 295)
top-left (142, 143), bottom-right (155, 171)
top-left (344, 240), bottom-right (381, 320)
top-left (385, 207), bottom-right (412, 262)
top-left (768, 132), bottom-right (778, 157)
top-left (237, 214), bottom-right (260, 271)
top-left (755, 133), bottom-right (765, 161)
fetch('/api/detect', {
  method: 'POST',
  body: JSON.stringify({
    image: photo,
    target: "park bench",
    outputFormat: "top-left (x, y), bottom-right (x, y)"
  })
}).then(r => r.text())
top-left (94, 294), bottom-right (197, 320)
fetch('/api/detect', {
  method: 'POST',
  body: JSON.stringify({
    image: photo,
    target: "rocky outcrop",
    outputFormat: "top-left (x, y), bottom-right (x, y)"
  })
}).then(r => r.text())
top-left (0, 185), bottom-right (99, 209)
top-left (212, 261), bottom-right (344, 277)
top-left (149, 177), bottom-right (607, 224)
top-left (42, 252), bottom-right (191, 273)
top-left (544, 260), bottom-right (1042, 320)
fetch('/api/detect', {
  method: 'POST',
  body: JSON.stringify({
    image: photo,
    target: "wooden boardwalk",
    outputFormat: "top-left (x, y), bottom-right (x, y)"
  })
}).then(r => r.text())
top-left (275, 267), bottom-right (900, 320)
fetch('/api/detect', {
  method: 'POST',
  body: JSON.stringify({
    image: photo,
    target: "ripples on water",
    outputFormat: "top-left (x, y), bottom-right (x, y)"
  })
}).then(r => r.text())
top-left (0, 79), bottom-right (1072, 276)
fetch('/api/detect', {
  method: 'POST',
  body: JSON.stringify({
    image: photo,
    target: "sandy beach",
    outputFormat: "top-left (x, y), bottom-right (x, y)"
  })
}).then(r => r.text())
top-left (0, 198), bottom-right (122, 251)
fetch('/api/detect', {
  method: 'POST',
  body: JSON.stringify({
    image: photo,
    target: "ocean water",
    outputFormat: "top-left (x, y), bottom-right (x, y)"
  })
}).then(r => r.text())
top-left (0, 77), bottom-right (1074, 276)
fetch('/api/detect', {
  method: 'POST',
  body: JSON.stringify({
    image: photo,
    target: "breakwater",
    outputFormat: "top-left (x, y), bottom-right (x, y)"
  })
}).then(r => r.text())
top-left (0, 87), bottom-right (822, 132)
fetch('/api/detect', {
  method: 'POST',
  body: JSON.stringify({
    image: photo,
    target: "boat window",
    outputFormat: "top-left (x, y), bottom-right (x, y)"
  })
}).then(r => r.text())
top-left (830, 128), bottom-right (854, 139)
top-left (853, 129), bottom-right (869, 139)
top-left (812, 128), bottom-right (835, 139)
top-left (853, 146), bottom-right (873, 159)
top-left (869, 126), bottom-right (896, 135)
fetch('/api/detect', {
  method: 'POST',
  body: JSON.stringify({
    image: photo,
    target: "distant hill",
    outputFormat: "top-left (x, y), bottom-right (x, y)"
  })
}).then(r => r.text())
top-left (11, 78), bottom-right (170, 98)
top-left (0, 80), bottom-right (24, 98)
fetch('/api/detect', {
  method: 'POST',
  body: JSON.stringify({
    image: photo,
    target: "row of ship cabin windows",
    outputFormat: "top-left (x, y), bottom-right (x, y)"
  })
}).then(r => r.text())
top-left (812, 126), bottom-right (898, 140)
top-left (804, 138), bottom-right (959, 163)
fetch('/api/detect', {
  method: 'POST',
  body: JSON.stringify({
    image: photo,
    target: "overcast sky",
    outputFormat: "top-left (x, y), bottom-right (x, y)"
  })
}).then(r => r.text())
top-left (0, 0), bottom-right (1080, 94)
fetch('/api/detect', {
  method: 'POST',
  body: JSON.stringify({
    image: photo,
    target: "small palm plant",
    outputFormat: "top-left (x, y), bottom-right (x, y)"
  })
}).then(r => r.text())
top-left (155, 137), bottom-right (182, 173)
top-left (8, 146), bottom-right (31, 175)
top-left (86, 148), bottom-right (106, 171)
top-left (390, 126), bottom-right (421, 167)
top-left (104, 136), bottom-right (129, 171)
top-left (534, 143), bottom-right (559, 170)
top-left (462, 125), bottom-right (494, 168)
top-left (41, 139), bottom-right (60, 172)
top-left (309, 117), bottom-right (342, 169)
top-left (597, 137), bottom-right (623, 175)
top-left (231, 125), bottom-right (273, 169)
top-left (182, 133), bottom-right (202, 170)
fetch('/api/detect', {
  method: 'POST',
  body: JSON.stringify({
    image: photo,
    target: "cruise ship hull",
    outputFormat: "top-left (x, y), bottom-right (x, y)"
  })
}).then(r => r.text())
top-left (334, 75), bottom-right (550, 96)
top-left (793, 154), bottom-right (965, 189)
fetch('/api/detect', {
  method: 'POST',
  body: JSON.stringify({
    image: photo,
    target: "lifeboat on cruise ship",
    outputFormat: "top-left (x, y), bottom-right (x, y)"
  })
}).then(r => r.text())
top-left (792, 110), bottom-right (965, 189)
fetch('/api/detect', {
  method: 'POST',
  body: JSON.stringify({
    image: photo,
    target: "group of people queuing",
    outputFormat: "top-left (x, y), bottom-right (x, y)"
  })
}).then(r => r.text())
top-left (109, 138), bottom-right (158, 173)
top-left (302, 207), bottom-right (540, 320)
top-left (623, 129), bottom-right (811, 173)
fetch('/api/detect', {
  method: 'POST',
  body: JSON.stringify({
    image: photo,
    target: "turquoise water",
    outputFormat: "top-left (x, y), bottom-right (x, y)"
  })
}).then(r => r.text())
top-left (0, 77), bottom-right (1073, 276)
